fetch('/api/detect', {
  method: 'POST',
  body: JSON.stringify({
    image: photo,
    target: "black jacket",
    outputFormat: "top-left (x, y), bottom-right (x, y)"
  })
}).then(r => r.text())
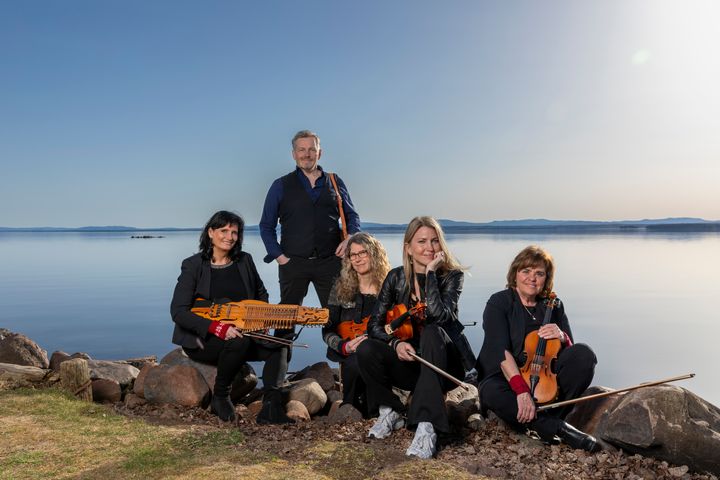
top-left (170, 252), bottom-right (269, 349)
top-left (475, 288), bottom-right (573, 381)
top-left (367, 266), bottom-right (476, 371)
top-left (322, 283), bottom-right (377, 362)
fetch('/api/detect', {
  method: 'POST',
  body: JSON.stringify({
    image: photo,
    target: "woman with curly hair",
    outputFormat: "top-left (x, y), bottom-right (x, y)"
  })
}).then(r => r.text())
top-left (322, 232), bottom-right (391, 417)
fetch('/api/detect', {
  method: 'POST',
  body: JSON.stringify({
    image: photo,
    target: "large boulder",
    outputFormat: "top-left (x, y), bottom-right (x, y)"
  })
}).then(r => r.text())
top-left (287, 378), bottom-right (327, 415)
top-left (133, 364), bottom-right (154, 398)
top-left (160, 347), bottom-right (257, 401)
top-left (0, 329), bottom-right (49, 368)
top-left (326, 401), bottom-right (363, 424)
top-left (92, 378), bottom-right (122, 403)
top-left (575, 385), bottom-right (720, 475)
top-left (143, 364), bottom-right (210, 407)
top-left (285, 400), bottom-right (311, 422)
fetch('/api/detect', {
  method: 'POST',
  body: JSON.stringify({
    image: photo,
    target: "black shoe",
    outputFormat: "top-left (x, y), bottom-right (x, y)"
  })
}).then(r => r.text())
top-left (256, 389), bottom-right (295, 425)
top-left (210, 395), bottom-right (236, 422)
top-left (557, 422), bottom-right (601, 452)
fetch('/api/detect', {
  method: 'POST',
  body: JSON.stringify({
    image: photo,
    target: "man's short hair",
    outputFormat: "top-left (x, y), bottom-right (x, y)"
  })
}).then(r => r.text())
top-left (292, 130), bottom-right (321, 149)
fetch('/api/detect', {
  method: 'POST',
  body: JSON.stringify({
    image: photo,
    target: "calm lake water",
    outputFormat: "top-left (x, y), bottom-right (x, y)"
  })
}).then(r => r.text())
top-left (1, 230), bottom-right (717, 406)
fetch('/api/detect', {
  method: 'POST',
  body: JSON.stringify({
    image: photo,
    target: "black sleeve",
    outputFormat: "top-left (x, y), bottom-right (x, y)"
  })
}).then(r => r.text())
top-left (477, 293), bottom-right (513, 380)
top-left (424, 269), bottom-right (463, 326)
top-left (322, 285), bottom-right (346, 355)
top-left (554, 299), bottom-right (574, 343)
top-left (170, 257), bottom-right (212, 338)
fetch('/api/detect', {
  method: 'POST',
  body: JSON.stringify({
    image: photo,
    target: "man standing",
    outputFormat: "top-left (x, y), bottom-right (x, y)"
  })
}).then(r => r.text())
top-left (260, 130), bottom-right (361, 308)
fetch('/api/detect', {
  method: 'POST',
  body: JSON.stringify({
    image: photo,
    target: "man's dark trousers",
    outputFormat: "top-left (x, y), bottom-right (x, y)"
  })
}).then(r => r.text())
top-left (279, 255), bottom-right (341, 308)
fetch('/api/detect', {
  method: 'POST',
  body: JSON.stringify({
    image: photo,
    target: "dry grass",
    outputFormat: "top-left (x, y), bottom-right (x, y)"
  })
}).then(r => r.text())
top-left (0, 388), bottom-right (483, 480)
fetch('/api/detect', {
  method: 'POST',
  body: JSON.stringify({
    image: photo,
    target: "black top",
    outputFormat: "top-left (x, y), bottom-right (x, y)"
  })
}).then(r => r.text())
top-left (170, 252), bottom-right (269, 349)
top-left (278, 170), bottom-right (342, 259)
top-left (323, 282), bottom-right (378, 362)
top-left (475, 288), bottom-right (573, 382)
top-left (209, 262), bottom-right (248, 302)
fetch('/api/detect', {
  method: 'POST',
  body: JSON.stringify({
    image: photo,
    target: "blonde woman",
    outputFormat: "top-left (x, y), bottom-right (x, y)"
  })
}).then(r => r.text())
top-left (322, 232), bottom-right (391, 417)
top-left (356, 216), bottom-right (475, 459)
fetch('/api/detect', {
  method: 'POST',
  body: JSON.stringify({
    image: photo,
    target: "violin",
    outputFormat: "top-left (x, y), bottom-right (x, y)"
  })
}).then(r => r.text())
top-left (336, 316), bottom-right (370, 340)
top-left (519, 292), bottom-right (560, 404)
top-left (384, 302), bottom-right (426, 341)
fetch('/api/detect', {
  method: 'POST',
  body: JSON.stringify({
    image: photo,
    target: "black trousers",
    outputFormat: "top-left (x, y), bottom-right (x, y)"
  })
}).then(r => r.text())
top-left (278, 255), bottom-right (341, 307)
top-left (356, 324), bottom-right (465, 433)
top-left (480, 343), bottom-right (596, 440)
top-left (339, 352), bottom-right (369, 417)
top-left (184, 335), bottom-right (288, 394)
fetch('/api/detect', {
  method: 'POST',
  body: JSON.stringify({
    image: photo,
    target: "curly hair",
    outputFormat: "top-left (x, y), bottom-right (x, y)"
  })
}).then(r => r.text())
top-left (334, 232), bottom-right (391, 304)
top-left (505, 245), bottom-right (555, 298)
top-left (198, 210), bottom-right (245, 262)
top-left (402, 216), bottom-right (464, 290)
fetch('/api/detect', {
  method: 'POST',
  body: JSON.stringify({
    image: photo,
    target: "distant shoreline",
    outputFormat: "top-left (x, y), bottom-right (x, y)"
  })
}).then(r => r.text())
top-left (1, 223), bottom-right (720, 234)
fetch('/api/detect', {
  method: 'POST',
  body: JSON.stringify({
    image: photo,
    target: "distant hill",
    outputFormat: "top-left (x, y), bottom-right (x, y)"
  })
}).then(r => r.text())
top-left (1, 217), bottom-right (718, 233)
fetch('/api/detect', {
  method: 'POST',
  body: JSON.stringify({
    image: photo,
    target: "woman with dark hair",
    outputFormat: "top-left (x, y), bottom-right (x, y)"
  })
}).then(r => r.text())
top-left (322, 232), bottom-right (391, 417)
top-left (476, 245), bottom-right (599, 451)
top-left (356, 216), bottom-right (475, 459)
top-left (170, 210), bottom-right (292, 424)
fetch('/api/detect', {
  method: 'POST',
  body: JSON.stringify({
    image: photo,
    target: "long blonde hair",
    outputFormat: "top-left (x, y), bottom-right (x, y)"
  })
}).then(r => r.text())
top-left (402, 216), bottom-right (463, 290)
top-left (335, 232), bottom-right (391, 304)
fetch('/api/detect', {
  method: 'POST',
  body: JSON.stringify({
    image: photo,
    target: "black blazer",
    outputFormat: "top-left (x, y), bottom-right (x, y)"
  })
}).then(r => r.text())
top-left (170, 252), bottom-right (269, 349)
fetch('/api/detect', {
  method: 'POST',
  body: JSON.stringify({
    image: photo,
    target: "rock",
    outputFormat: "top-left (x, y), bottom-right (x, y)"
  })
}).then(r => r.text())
top-left (286, 400), bottom-right (311, 422)
top-left (326, 389), bottom-right (343, 404)
top-left (133, 364), bottom-right (153, 398)
top-left (124, 393), bottom-right (147, 408)
top-left (0, 329), bottom-right (49, 368)
top-left (0, 362), bottom-right (49, 383)
top-left (160, 347), bottom-right (257, 399)
top-left (467, 413), bottom-right (486, 431)
top-left (247, 400), bottom-right (263, 416)
top-left (327, 399), bottom-right (342, 417)
top-left (118, 356), bottom-right (157, 370)
top-left (49, 352), bottom-right (91, 372)
top-left (87, 359), bottom-right (139, 388)
top-left (289, 361), bottom-right (336, 393)
top-left (591, 385), bottom-right (720, 475)
top-left (143, 364), bottom-right (210, 407)
top-left (446, 383), bottom-right (480, 427)
top-left (92, 378), bottom-right (122, 403)
top-left (565, 385), bottom-right (622, 434)
top-left (326, 402), bottom-right (363, 424)
top-left (287, 378), bottom-right (327, 415)
top-left (392, 387), bottom-right (411, 406)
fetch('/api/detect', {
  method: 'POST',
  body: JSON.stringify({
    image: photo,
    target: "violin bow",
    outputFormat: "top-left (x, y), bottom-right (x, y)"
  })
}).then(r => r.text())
top-left (537, 373), bottom-right (695, 411)
top-left (409, 352), bottom-right (470, 391)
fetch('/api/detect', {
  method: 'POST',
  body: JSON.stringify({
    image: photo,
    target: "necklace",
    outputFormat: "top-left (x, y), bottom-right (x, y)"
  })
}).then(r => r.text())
top-left (523, 304), bottom-right (537, 322)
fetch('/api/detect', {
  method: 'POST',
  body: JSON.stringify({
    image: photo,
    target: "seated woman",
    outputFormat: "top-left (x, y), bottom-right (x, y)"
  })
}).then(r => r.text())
top-left (356, 216), bottom-right (475, 459)
top-left (170, 210), bottom-right (292, 424)
top-left (322, 232), bottom-right (391, 417)
top-left (476, 245), bottom-right (599, 451)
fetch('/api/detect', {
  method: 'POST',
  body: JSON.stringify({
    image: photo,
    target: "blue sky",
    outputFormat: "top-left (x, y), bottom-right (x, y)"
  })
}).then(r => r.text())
top-left (2, 0), bottom-right (719, 227)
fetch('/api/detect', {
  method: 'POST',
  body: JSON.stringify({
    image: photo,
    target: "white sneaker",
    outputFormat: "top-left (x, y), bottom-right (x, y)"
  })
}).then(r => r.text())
top-left (406, 421), bottom-right (437, 459)
top-left (368, 406), bottom-right (405, 439)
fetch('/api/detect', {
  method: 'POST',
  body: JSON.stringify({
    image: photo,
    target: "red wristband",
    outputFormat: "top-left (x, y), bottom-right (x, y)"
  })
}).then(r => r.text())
top-left (509, 375), bottom-right (531, 396)
top-left (208, 321), bottom-right (230, 340)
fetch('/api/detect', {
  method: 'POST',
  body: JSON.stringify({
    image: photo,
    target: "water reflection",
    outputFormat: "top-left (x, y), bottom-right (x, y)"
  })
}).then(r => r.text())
top-left (0, 231), bottom-right (716, 405)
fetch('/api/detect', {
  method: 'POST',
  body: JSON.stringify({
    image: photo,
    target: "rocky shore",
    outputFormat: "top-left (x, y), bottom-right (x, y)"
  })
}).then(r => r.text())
top-left (2, 327), bottom-right (718, 479)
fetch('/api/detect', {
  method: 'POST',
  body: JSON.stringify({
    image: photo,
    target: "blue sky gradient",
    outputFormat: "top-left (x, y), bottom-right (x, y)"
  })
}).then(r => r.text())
top-left (2, 1), bottom-right (719, 227)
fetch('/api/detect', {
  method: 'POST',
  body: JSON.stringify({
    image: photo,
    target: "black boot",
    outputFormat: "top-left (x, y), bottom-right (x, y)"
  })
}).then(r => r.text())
top-left (557, 421), bottom-right (600, 452)
top-left (257, 389), bottom-right (295, 425)
top-left (210, 394), bottom-right (236, 422)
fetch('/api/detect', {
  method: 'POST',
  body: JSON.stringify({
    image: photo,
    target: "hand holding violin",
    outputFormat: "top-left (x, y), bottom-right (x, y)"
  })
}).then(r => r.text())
top-left (344, 334), bottom-right (367, 354)
top-left (395, 341), bottom-right (416, 361)
top-left (537, 324), bottom-right (565, 342)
